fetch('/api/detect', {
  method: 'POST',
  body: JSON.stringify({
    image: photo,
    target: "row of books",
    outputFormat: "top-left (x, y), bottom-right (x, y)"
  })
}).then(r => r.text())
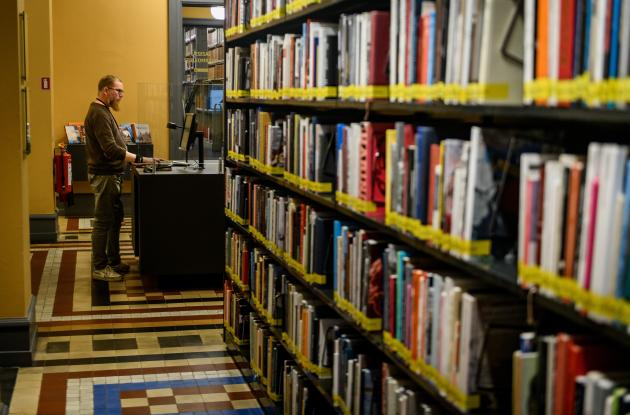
top-left (226, 0), bottom-right (326, 36)
top-left (524, 0), bottom-right (630, 106)
top-left (248, 21), bottom-right (338, 99)
top-left (225, 2), bottom-right (630, 107)
top-left (226, 227), bottom-right (442, 413)
top-left (226, 216), bottom-right (522, 411)
top-left (207, 27), bottom-right (224, 49)
top-left (64, 122), bottom-right (86, 144)
top-left (226, 227), bottom-right (287, 323)
top-left (249, 314), bottom-right (285, 400)
top-left (225, 170), bottom-right (335, 282)
top-left (64, 122), bottom-right (152, 145)
top-left (512, 331), bottom-right (630, 415)
top-left (227, 275), bottom-right (330, 414)
top-left (227, 110), bottom-right (528, 259)
top-left (335, 221), bottom-right (527, 401)
top-left (224, 279), bottom-right (250, 342)
top-left (518, 143), bottom-right (630, 317)
top-left (388, 0), bottom-right (523, 104)
top-left (225, 183), bottom-right (525, 410)
top-left (226, 109), bottom-right (336, 188)
top-left (333, 341), bottom-right (442, 414)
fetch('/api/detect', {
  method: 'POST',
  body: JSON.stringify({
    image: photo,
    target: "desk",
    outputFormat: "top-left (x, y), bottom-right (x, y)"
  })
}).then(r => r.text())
top-left (132, 160), bottom-right (224, 277)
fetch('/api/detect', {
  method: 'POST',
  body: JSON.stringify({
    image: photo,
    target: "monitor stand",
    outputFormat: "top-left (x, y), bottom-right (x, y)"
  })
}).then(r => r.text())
top-left (185, 131), bottom-right (205, 169)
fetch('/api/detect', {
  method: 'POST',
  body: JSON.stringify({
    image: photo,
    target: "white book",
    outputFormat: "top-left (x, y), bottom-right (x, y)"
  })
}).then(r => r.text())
top-left (390, 0), bottom-right (400, 97)
top-left (451, 142), bottom-right (470, 256)
top-left (590, 0), bottom-right (607, 106)
top-left (577, 143), bottom-right (601, 289)
top-left (398, 0), bottom-right (408, 90)
top-left (462, 127), bottom-right (482, 252)
top-left (438, 278), bottom-right (454, 376)
top-left (477, 0), bottom-right (524, 104)
top-left (460, 0), bottom-right (477, 88)
top-left (359, 14), bottom-right (369, 88)
top-left (386, 378), bottom-right (399, 415)
top-left (583, 371), bottom-right (605, 415)
top-left (445, 0), bottom-right (461, 91)
top-left (345, 358), bottom-right (355, 407)
top-left (457, 292), bottom-right (476, 393)
top-left (547, 0), bottom-right (560, 106)
top-left (591, 145), bottom-right (627, 297)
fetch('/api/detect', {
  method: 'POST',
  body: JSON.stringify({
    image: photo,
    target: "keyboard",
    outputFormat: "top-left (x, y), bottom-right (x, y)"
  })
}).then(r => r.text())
top-left (170, 161), bottom-right (189, 167)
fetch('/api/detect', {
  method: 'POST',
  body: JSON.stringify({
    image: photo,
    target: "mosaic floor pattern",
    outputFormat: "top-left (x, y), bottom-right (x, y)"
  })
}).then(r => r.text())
top-left (6, 218), bottom-right (261, 415)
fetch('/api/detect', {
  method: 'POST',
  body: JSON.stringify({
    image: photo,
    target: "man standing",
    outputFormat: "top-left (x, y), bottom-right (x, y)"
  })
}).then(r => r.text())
top-left (85, 75), bottom-right (156, 281)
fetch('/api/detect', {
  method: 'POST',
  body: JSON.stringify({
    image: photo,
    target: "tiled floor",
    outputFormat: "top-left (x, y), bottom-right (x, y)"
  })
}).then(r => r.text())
top-left (5, 217), bottom-right (264, 415)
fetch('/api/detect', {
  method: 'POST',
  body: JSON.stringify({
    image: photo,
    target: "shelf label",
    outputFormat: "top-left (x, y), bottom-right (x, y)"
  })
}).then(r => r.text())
top-left (382, 332), bottom-right (480, 411)
top-left (224, 208), bottom-right (248, 226)
top-left (338, 85), bottom-right (389, 100)
top-left (518, 262), bottom-right (630, 325)
top-left (335, 191), bottom-right (378, 213)
top-left (333, 395), bottom-right (352, 415)
top-left (334, 292), bottom-right (382, 331)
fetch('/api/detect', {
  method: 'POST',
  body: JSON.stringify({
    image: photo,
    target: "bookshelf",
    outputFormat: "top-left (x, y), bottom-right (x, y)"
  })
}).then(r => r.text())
top-left (223, 0), bottom-right (630, 414)
top-left (225, 215), bottom-right (494, 414)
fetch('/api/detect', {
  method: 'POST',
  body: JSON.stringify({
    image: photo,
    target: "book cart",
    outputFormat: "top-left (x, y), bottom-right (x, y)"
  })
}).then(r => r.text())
top-left (222, 0), bottom-right (630, 413)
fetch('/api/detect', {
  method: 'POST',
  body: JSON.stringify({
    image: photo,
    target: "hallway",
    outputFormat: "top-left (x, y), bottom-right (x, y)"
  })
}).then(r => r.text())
top-left (6, 217), bottom-right (263, 415)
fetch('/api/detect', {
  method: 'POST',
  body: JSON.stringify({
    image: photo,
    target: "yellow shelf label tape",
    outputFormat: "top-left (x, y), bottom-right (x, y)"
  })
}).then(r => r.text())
top-left (382, 332), bottom-right (479, 410)
top-left (518, 262), bottom-right (630, 325)
top-left (335, 191), bottom-right (378, 213)
top-left (334, 292), bottom-right (382, 331)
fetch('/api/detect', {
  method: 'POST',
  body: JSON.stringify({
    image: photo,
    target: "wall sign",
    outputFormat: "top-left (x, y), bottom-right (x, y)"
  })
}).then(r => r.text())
top-left (41, 77), bottom-right (50, 90)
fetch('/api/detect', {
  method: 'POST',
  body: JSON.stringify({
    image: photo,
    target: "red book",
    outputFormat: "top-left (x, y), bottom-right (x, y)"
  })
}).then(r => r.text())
top-left (564, 340), bottom-right (620, 414)
top-left (553, 333), bottom-right (571, 415)
top-left (360, 125), bottom-right (370, 201)
top-left (427, 144), bottom-right (440, 226)
top-left (411, 271), bottom-right (422, 360)
top-left (401, 125), bottom-right (416, 216)
top-left (241, 244), bottom-right (249, 285)
top-left (365, 123), bottom-right (393, 204)
top-left (416, 15), bottom-right (424, 84)
top-left (558, 0), bottom-right (576, 106)
top-left (563, 162), bottom-right (583, 278)
top-left (368, 11), bottom-right (391, 86)
top-left (420, 14), bottom-right (431, 85)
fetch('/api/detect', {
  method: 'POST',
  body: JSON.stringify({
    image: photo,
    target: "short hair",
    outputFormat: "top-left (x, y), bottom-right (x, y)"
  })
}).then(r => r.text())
top-left (98, 75), bottom-right (121, 92)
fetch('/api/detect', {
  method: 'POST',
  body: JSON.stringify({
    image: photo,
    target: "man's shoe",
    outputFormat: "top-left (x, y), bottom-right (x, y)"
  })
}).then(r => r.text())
top-left (92, 266), bottom-right (123, 282)
top-left (110, 262), bottom-right (130, 275)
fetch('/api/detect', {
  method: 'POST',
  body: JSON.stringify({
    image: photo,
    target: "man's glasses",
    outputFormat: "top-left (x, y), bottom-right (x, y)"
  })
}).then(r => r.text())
top-left (109, 87), bottom-right (124, 95)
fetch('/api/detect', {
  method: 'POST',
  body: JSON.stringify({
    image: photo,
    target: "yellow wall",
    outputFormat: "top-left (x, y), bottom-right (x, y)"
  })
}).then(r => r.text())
top-left (182, 6), bottom-right (211, 19)
top-left (0, 0), bottom-right (32, 317)
top-left (51, 0), bottom-right (169, 158)
top-left (26, 0), bottom-right (56, 215)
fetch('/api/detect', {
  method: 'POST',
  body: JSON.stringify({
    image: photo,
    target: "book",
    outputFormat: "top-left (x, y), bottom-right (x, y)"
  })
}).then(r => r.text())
top-left (65, 125), bottom-right (81, 144)
top-left (132, 123), bottom-right (152, 143)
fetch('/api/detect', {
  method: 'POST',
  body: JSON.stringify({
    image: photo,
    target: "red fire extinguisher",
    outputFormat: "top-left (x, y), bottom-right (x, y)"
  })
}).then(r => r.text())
top-left (54, 144), bottom-right (73, 201)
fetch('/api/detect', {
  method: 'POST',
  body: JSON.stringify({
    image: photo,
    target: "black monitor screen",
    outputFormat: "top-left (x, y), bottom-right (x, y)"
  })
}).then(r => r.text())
top-left (179, 112), bottom-right (197, 152)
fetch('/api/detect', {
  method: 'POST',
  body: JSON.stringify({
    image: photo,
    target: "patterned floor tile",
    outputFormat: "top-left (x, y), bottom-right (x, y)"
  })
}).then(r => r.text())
top-left (7, 217), bottom-right (264, 415)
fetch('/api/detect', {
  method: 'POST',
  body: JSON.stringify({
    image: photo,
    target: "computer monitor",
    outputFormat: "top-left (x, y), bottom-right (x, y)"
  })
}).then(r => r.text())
top-left (179, 112), bottom-right (197, 153)
top-left (177, 112), bottom-right (205, 168)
